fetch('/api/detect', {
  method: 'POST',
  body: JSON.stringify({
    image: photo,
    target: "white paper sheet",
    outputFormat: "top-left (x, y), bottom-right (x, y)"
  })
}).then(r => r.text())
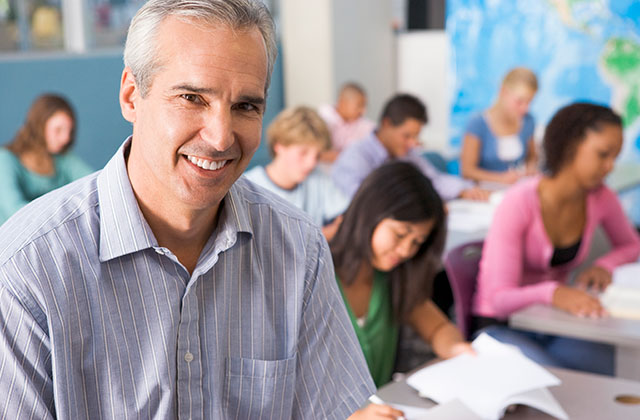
top-left (406, 333), bottom-right (566, 420)
top-left (601, 263), bottom-right (640, 319)
top-left (612, 263), bottom-right (640, 288)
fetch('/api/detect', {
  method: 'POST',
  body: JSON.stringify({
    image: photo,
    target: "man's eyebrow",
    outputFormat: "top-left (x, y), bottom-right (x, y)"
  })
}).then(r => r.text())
top-left (170, 84), bottom-right (214, 94)
top-left (237, 95), bottom-right (265, 106)
top-left (170, 84), bottom-right (264, 105)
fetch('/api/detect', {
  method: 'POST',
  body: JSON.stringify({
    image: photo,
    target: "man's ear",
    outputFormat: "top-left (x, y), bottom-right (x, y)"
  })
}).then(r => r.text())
top-left (272, 142), bottom-right (284, 156)
top-left (380, 117), bottom-right (392, 130)
top-left (120, 67), bottom-right (139, 123)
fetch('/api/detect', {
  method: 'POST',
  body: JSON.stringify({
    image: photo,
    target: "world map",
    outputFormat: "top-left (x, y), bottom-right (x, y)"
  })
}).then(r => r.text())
top-left (447, 0), bottom-right (640, 223)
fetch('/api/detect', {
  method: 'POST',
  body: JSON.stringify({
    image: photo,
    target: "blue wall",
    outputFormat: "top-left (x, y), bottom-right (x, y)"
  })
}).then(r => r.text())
top-left (0, 47), bottom-right (284, 171)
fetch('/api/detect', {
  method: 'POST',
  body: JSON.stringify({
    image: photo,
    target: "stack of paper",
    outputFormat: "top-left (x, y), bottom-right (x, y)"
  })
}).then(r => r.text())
top-left (406, 334), bottom-right (568, 420)
top-left (601, 263), bottom-right (640, 319)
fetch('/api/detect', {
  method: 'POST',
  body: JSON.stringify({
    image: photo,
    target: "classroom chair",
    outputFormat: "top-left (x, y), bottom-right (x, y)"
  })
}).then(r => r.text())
top-left (443, 241), bottom-right (484, 340)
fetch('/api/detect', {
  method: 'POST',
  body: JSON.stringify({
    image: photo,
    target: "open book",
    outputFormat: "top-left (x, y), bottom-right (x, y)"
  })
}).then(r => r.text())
top-left (601, 263), bottom-right (640, 319)
top-left (406, 334), bottom-right (568, 420)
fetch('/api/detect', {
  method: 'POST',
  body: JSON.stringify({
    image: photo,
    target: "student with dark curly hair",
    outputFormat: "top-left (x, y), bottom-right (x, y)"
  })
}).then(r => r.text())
top-left (0, 93), bottom-right (92, 224)
top-left (334, 162), bottom-right (473, 420)
top-left (472, 102), bottom-right (640, 375)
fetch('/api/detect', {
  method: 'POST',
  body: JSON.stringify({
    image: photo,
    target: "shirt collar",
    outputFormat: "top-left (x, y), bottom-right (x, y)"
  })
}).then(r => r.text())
top-left (97, 137), bottom-right (254, 263)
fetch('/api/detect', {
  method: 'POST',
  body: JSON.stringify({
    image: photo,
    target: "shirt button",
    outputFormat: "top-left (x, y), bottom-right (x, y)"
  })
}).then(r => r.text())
top-left (184, 352), bottom-right (194, 363)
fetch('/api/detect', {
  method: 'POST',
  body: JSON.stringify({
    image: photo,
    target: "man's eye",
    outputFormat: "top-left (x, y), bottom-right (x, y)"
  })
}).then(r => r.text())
top-left (181, 94), bottom-right (200, 103)
top-left (236, 102), bottom-right (258, 112)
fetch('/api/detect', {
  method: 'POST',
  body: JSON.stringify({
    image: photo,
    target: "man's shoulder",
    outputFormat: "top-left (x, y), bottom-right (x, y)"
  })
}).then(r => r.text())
top-left (0, 172), bottom-right (100, 264)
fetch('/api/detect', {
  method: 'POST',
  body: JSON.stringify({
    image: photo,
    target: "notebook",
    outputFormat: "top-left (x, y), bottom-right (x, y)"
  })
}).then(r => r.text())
top-left (406, 334), bottom-right (568, 420)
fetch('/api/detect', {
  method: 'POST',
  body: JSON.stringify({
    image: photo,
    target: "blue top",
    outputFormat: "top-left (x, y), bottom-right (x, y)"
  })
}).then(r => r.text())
top-left (465, 113), bottom-right (535, 172)
top-left (0, 138), bottom-right (374, 419)
top-left (332, 131), bottom-right (473, 201)
top-left (0, 148), bottom-right (92, 224)
top-left (243, 166), bottom-right (349, 226)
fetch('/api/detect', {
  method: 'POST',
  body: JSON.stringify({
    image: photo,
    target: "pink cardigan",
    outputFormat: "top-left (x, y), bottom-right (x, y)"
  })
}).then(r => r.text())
top-left (473, 177), bottom-right (640, 319)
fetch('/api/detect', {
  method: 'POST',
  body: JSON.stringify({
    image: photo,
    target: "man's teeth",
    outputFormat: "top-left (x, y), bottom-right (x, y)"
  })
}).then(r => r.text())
top-left (187, 156), bottom-right (227, 171)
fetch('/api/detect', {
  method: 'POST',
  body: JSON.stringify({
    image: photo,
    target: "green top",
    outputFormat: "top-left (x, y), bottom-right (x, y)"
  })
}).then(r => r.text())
top-left (337, 271), bottom-right (399, 388)
top-left (0, 148), bottom-right (92, 225)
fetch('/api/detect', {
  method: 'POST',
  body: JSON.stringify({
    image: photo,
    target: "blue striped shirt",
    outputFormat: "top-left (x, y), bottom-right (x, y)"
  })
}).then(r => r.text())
top-left (0, 139), bottom-right (375, 419)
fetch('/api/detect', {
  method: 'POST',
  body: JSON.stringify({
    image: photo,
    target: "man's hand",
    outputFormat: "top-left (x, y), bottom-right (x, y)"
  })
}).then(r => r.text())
top-left (575, 266), bottom-right (612, 293)
top-left (552, 285), bottom-right (607, 318)
top-left (347, 403), bottom-right (405, 419)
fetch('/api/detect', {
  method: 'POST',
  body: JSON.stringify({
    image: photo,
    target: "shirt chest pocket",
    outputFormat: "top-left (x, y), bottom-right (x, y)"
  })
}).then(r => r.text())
top-left (223, 355), bottom-right (297, 419)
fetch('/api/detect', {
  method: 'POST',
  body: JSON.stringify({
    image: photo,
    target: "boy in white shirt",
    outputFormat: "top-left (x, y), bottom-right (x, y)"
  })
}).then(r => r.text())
top-left (245, 106), bottom-right (348, 239)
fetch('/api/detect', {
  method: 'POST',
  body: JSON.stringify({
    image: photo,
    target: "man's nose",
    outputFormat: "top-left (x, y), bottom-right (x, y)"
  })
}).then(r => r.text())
top-left (201, 106), bottom-right (234, 151)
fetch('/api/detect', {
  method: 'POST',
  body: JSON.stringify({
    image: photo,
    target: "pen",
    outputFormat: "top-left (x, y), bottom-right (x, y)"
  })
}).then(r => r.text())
top-left (368, 395), bottom-right (406, 420)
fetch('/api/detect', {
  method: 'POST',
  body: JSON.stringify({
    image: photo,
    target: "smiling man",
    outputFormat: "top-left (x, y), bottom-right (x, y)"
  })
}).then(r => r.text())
top-left (0, 1), bottom-right (374, 418)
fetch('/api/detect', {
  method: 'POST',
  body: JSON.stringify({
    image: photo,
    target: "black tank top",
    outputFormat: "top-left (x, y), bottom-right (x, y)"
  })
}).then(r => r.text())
top-left (550, 238), bottom-right (582, 267)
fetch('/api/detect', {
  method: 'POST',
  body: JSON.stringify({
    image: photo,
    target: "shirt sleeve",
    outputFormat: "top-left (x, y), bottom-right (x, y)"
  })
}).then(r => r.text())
top-left (594, 188), bottom-right (640, 272)
top-left (331, 148), bottom-right (370, 200)
top-left (320, 176), bottom-right (349, 223)
top-left (405, 150), bottom-right (473, 200)
top-left (477, 190), bottom-right (559, 318)
top-left (0, 151), bottom-right (30, 223)
top-left (0, 278), bottom-right (54, 419)
top-left (465, 113), bottom-right (486, 139)
top-left (292, 229), bottom-right (375, 419)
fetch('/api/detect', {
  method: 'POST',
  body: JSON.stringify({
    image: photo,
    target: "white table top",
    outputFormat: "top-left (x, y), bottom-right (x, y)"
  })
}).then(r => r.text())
top-left (376, 366), bottom-right (640, 419)
top-left (509, 304), bottom-right (640, 348)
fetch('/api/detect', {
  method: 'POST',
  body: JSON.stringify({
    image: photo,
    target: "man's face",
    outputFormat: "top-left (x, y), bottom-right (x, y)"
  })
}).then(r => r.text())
top-left (121, 17), bottom-right (268, 216)
top-left (378, 117), bottom-right (423, 158)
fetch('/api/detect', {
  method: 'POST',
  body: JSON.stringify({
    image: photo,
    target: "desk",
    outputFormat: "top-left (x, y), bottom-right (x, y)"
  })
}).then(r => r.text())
top-left (445, 199), bottom-right (494, 253)
top-left (510, 304), bottom-right (640, 381)
top-left (377, 366), bottom-right (640, 419)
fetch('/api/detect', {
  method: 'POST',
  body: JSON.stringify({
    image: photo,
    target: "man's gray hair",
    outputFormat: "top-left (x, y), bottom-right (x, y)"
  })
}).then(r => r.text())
top-left (123, 0), bottom-right (277, 97)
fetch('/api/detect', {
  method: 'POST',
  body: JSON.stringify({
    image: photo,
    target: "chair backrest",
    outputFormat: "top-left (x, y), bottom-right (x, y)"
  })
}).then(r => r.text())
top-left (444, 241), bottom-right (484, 340)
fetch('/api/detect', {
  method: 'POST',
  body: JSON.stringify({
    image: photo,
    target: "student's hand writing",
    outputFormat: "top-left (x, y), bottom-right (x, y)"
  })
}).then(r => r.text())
top-left (446, 341), bottom-right (476, 358)
top-left (348, 403), bottom-right (405, 419)
top-left (551, 285), bottom-right (607, 318)
top-left (459, 187), bottom-right (491, 201)
top-left (499, 169), bottom-right (521, 184)
top-left (575, 265), bottom-right (612, 293)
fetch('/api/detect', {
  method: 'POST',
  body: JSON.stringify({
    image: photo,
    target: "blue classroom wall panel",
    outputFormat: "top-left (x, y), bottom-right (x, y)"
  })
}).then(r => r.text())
top-left (0, 45), bottom-right (283, 173)
top-left (0, 51), bottom-right (130, 171)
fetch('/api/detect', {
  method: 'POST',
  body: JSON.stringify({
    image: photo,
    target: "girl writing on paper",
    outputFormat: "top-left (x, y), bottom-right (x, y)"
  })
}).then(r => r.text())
top-left (460, 67), bottom-right (539, 184)
top-left (337, 162), bottom-right (474, 420)
top-left (472, 102), bottom-right (640, 375)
